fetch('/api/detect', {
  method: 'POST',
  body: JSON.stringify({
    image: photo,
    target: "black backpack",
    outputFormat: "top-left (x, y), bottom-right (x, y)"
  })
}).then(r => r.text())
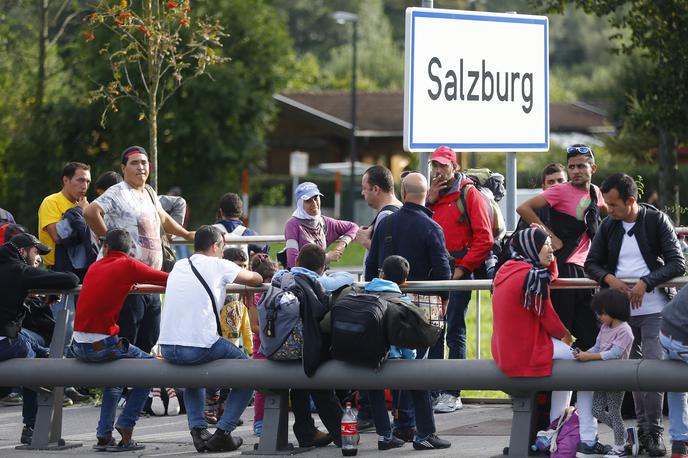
top-left (331, 290), bottom-right (389, 368)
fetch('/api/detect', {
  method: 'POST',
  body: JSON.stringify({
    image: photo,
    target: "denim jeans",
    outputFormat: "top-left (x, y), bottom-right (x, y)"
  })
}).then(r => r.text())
top-left (660, 333), bottom-right (688, 442)
top-left (368, 388), bottom-right (435, 438)
top-left (629, 313), bottom-right (664, 433)
top-left (429, 289), bottom-right (471, 398)
top-left (160, 338), bottom-right (252, 432)
top-left (391, 346), bottom-right (429, 431)
top-left (0, 334), bottom-right (38, 427)
top-left (19, 329), bottom-right (49, 358)
top-left (71, 336), bottom-right (152, 438)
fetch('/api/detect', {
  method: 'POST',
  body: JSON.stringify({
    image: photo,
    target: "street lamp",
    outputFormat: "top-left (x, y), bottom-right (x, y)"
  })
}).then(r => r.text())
top-left (332, 11), bottom-right (358, 221)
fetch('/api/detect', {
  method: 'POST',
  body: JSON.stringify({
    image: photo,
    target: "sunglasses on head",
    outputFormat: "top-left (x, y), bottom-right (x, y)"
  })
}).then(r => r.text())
top-left (567, 146), bottom-right (593, 157)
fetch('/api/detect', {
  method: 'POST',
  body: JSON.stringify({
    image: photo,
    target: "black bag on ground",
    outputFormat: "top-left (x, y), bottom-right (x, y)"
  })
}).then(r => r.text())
top-left (331, 292), bottom-right (389, 368)
top-left (384, 297), bottom-right (442, 348)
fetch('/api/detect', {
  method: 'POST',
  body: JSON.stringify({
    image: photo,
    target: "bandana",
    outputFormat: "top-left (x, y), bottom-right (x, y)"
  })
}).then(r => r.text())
top-left (510, 228), bottom-right (551, 316)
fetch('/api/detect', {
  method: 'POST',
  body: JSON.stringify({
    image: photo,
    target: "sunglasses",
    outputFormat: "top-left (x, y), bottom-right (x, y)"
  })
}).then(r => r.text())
top-left (567, 146), bottom-right (594, 158)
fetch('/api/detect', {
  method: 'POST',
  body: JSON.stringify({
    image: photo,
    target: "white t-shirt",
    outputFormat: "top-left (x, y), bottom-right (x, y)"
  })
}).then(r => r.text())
top-left (615, 221), bottom-right (667, 316)
top-left (95, 181), bottom-right (164, 270)
top-left (158, 254), bottom-right (241, 348)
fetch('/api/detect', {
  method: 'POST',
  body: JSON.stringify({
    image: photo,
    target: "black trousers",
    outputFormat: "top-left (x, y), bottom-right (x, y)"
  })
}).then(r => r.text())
top-left (550, 263), bottom-right (599, 351)
top-left (290, 389), bottom-right (343, 444)
top-left (116, 293), bottom-right (161, 354)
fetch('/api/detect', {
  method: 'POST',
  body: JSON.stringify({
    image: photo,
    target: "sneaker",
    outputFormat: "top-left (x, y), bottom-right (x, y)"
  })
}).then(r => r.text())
top-left (62, 397), bottom-right (74, 407)
top-left (65, 387), bottom-right (91, 403)
top-left (358, 417), bottom-right (375, 432)
top-left (117, 397), bottom-right (126, 412)
top-left (204, 395), bottom-right (219, 424)
top-left (626, 427), bottom-right (639, 456)
top-left (205, 428), bottom-right (243, 452)
top-left (20, 425), bottom-right (33, 445)
top-left (166, 394), bottom-right (180, 416)
top-left (299, 430), bottom-right (332, 448)
top-left (604, 445), bottom-right (628, 457)
top-left (1, 392), bottom-right (23, 405)
top-left (150, 394), bottom-right (166, 416)
top-left (646, 431), bottom-right (667, 457)
top-left (434, 393), bottom-right (462, 413)
top-left (378, 435), bottom-right (405, 451)
top-left (671, 440), bottom-right (688, 458)
top-left (253, 420), bottom-right (262, 437)
top-left (190, 428), bottom-right (212, 453)
top-left (392, 427), bottom-right (416, 443)
top-left (577, 441), bottom-right (612, 456)
top-left (412, 433), bottom-right (451, 450)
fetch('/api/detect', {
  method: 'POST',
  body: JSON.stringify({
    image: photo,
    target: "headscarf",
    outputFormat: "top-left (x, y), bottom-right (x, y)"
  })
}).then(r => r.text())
top-left (292, 198), bottom-right (326, 248)
top-left (510, 228), bottom-right (551, 315)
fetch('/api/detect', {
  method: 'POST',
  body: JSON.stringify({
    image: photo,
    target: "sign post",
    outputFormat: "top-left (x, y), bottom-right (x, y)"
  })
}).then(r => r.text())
top-left (289, 151), bottom-right (309, 206)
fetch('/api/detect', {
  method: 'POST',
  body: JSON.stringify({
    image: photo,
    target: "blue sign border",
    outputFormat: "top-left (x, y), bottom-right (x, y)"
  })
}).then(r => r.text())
top-left (408, 10), bottom-right (549, 151)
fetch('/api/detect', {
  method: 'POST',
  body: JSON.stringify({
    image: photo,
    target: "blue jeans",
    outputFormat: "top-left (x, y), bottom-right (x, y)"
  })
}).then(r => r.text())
top-left (429, 289), bottom-right (471, 398)
top-left (71, 336), bottom-right (152, 438)
top-left (19, 329), bottom-right (49, 357)
top-left (0, 334), bottom-right (38, 426)
top-left (368, 387), bottom-right (435, 438)
top-left (160, 338), bottom-right (252, 432)
top-left (660, 333), bottom-right (688, 442)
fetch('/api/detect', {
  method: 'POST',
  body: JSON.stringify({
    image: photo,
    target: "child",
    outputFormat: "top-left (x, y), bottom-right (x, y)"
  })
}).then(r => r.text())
top-left (574, 288), bottom-right (635, 457)
top-left (249, 253), bottom-right (278, 436)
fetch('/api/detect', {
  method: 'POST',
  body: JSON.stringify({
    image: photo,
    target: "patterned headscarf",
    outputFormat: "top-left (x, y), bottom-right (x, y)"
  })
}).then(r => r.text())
top-left (510, 228), bottom-right (551, 315)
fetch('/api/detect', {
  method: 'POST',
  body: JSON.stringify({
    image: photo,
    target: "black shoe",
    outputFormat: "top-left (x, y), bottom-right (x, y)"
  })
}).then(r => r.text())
top-left (378, 435), bottom-right (405, 451)
top-left (413, 433), bottom-right (451, 450)
top-left (646, 431), bottom-right (667, 457)
top-left (358, 417), bottom-right (375, 432)
top-left (205, 428), bottom-right (243, 452)
top-left (92, 436), bottom-right (116, 451)
top-left (237, 418), bottom-right (244, 427)
top-left (20, 425), bottom-right (33, 445)
top-left (392, 427), bottom-right (416, 443)
top-left (299, 430), bottom-right (332, 448)
top-left (190, 428), bottom-right (212, 452)
top-left (65, 387), bottom-right (91, 403)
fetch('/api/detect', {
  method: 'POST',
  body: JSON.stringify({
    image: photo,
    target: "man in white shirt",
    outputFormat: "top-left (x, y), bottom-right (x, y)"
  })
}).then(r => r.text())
top-left (158, 225), bottom-right (263, 453)
top-left (586, 173), bottom-right (685, 456)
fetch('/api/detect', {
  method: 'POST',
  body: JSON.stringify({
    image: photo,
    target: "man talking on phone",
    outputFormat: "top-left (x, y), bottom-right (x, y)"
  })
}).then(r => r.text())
top-left (425, 146), bottom-right (493, 413)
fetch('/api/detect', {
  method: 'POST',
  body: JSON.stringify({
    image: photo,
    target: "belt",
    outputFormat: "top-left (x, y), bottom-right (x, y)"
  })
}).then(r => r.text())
top-left (88, 336), bottom-right (126, 352)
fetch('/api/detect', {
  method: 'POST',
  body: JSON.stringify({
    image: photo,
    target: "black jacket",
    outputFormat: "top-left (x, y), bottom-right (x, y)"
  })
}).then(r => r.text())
top-left (585, 204), bottom-right (685, 297)
top-left (0, 244), bottom-right (79, 333)
top-left (292, 273), bottom-right (330, 377)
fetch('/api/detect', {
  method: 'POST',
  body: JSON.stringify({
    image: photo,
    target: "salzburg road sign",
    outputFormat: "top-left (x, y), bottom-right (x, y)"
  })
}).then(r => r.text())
top-left (403, 8), bottom-right (549, 152)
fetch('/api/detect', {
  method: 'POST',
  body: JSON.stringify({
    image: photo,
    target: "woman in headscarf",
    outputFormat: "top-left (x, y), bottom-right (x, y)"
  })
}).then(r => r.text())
top-left (491, 226), bottom-right (574, 422)
top-left (283, 182), bottom-right (358, 269)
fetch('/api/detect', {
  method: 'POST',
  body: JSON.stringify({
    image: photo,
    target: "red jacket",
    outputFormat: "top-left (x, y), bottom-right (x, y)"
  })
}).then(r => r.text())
top-left (74, 251), bottom-right (168, 336)
top-left (428, 176), bottom-right (494, 273)
top-left (491, 260), bottom-right (567, 377)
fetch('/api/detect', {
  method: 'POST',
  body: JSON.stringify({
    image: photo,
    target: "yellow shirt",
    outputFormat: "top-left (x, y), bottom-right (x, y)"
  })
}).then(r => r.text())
top-left (37, 192), bottom-right (76, 266)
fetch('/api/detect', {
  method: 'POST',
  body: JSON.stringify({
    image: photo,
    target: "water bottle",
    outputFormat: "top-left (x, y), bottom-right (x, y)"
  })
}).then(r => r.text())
top-left (341, 402), bottom-right (359, 456)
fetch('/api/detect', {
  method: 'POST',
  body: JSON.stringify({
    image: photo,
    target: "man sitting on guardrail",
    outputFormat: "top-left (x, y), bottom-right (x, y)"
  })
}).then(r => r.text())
top-left (0, 233), bottom-right (79, 446)
top-left (71, 228), bottom-right (169, 452)
top-left (157, 225), bottom-right (263, 453)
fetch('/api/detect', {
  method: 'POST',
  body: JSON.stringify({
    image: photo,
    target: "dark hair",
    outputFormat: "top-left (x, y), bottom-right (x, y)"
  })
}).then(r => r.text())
top-left (95, 171), bottom-right (123, 191)
top-left (591, 288), bottom-right (630, 322)
top-left (600, 173), bottom-right (638, 202)
top-left (295, 243), bottom-right (326, 272)
top-left (63, 162), bottom-right (90, 180)
top-left (364, 165), bottom-right (394, 194)
top-left (382, 255), bottom-right (409, 285)
top-left (223, 247), bottom-right (248, 263)
top-left (567, 143), bottom-right (595, 164)
top-left (541, 163), bottom-right (566, 184)
top-left (121, 145), bottom-right (148, 165)
top-left (194, 225), bottom-right (223, 252)
top-left (219, 193), bottom-right (243, 219)
top-left (104, 228), bottom-right (133, 253)
top-left (251, 253), bottom-right (277, 281)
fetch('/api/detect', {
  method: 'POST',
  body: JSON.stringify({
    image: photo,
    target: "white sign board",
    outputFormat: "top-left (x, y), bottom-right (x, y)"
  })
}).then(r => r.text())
top-left (403, 8), bottom-right (549, 152)
top-left (289, 151), bottom-right (309, 177)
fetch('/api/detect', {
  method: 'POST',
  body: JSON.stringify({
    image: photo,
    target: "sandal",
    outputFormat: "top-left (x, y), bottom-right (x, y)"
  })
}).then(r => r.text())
top-left (93, 436), bottom-right (116, 451)
top-left (105, 440), bottom-right (145, 452)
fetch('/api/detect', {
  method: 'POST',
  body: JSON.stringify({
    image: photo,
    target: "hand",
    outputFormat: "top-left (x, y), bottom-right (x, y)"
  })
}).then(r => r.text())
top-left (561, 332), bottom-right (574, 347)
top-left (550, 235), bottom-right (564, 251)
top-left (326, 248), bottom-right (343, 263)
top-left (529, 222), bottom-right (546, 232)
top-left (629, 280), bottom-right (647, 309)
top-left (427, 175), bottom-right (448, 205)
top-left (76, 197), bottom-right (89, 209)
top-left (605, 274), bottom-right (632, 296)
top-left (354, 226), bottom-right (372, 245)
top-left (452, 268), bottom-right (464, 280)
top-left (183, 230), bottom-right (195, 242)
top-left (574, 351), bottom-right (593, 362)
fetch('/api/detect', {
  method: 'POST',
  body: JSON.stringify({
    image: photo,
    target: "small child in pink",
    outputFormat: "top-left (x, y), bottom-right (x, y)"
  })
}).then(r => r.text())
top-left (249, 253), bottom-right (278, 436)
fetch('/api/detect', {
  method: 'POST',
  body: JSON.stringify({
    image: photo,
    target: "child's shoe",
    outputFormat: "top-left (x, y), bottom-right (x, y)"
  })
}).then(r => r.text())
top-left (604, 445), bottom-right (628, 457)
top-left (625, 427), bottom-right (639, 456)
top-left (253, 420), bottom-right (262, 437)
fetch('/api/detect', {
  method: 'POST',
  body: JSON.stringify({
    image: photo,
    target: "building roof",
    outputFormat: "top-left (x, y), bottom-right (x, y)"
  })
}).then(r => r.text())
top-left (275, 91), bottom-right (613, 138)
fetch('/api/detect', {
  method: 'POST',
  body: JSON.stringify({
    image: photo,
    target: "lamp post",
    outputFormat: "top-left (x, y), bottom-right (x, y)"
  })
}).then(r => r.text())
top-left (333, 11), bottom-right (358, 221)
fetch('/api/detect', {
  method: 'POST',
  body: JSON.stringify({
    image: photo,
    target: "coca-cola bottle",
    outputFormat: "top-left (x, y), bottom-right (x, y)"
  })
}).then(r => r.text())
top-left (341, 402), bottom-right (359, 456)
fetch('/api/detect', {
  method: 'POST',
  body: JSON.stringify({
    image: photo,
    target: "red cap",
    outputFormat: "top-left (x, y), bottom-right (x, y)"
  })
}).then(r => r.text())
top-left (430, 146), bottom-right (457, 165)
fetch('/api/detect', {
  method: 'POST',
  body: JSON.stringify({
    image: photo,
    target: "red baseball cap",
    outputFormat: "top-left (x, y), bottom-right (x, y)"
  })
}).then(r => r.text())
top-left (430, 146), bottom-right (457, 165)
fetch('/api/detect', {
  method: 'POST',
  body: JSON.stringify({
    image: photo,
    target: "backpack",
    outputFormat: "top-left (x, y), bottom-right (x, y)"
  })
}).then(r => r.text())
top-left (544, 407), bottom-right (580, 458)
top-left (257, 272), bottom-right (304, 360)
top-left (213, 222), bottom-right (249, 260)
top-left (0, 223), bottom-right (25, 244)
top-left (456, 168), bottom-right (506, 241)
top-left (384, 297), bottom-right (443, 349)
top-left (331, 290), bottom-right (390, 368)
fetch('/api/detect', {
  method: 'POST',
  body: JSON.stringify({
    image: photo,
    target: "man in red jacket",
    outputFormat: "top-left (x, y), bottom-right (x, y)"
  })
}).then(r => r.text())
top-left (426, 146), bottom-right (494, 413)
top-left (70, 228), bottom-right (169, 452)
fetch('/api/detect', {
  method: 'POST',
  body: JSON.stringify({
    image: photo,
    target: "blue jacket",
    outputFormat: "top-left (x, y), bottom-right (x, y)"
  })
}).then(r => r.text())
top-left (366, 202), bottom-right (451, 298)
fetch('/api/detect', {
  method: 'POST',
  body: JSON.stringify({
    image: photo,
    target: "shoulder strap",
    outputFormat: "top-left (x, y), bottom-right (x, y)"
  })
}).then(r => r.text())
top-left (188, 258), bottom-right (223, 336)
top-left (382, 211), bottom-right (396, 264)
top-left (456, 182), bottom-right (474, 234)
top-left (230, 225), bottom-right (247, 236)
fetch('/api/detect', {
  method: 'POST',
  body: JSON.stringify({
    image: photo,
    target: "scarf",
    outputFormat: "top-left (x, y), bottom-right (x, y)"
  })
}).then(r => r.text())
top-left (292, 200), bottom-right (326, 248)
top-left (510, 228), bottom-right (551, 316)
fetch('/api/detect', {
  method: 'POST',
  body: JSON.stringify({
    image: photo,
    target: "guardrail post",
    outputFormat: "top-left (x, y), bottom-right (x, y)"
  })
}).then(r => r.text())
top-left (243, 390), bottom-right (312, 455)
top-left (17, 294), bottom-right (81, 451)
top-left (494, 392), bottom-right (537, 458)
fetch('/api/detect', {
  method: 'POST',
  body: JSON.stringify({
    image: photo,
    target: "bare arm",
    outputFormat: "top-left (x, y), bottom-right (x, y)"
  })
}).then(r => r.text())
top-left (517, 195), bottom-right (563, 250)
top-left (44, 223), bottom-right (61, 244)
top-left (234, 270), bottom-right (264, 287)
top-left (159, 209), bottom-right (194, 241)
top-left (83, 202), bottom-right (108, 237)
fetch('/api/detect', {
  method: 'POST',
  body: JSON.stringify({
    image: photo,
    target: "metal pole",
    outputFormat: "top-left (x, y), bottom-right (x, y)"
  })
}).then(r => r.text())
top-left (419, 1), bottom-right (433, 181)
top-left (475, 291), bottom-right (481, 360)
top-left (506, 151), bottom-right (518, 230)
top-left (348, 21), bottom-right (358, 221)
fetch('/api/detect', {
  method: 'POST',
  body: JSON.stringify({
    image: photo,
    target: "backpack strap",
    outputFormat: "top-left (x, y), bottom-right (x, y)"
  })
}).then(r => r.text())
top-left (188, 258), bottom-right (223, 336)
top-left (456, 181), bottom-right (474, 235)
